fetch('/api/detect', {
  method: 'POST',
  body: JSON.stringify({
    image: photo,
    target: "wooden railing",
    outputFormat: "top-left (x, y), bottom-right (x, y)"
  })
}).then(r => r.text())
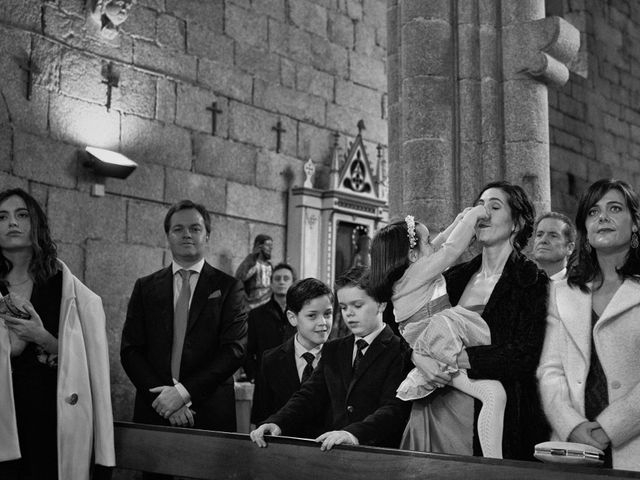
top-left (114, 421), bottom-right (640, 480)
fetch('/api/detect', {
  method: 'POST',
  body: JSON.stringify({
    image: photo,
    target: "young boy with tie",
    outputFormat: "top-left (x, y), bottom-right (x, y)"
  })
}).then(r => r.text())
top-left (250, 266), bottom-right (412, 450)
top-left (251, 278), bottom-right (334, 437)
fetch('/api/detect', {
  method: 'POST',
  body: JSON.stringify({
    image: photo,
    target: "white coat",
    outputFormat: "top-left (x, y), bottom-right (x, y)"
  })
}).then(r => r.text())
top-left (0, 261), bottom-right (115, 479)
top-left (537, 278), bottom-right (640, 471)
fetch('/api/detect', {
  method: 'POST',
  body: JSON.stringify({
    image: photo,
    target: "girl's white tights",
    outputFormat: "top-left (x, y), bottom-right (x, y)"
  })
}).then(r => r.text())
top-left (452, 370), bottom-right (506, 459)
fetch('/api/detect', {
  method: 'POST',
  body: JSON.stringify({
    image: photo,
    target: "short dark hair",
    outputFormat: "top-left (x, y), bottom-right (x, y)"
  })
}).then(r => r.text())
top-left (164, 200), bottom-right (211, 235)
top-left (253, 234), bottom-right (272, 248)
top-left (0, 188), bottom-right (59, 285)
top-left (475, 181), bottom-right (535, 252)
top-left (335, 265), bottom-right (373, 295)
top-left (568, 179), bottom-right (640, 291)
top-left (535, 211), bottom-right (576, 244)
top-left (272, 262), bottom-right (296, 281)
top-left (286, 278), bottom-right (333, 314)
top-left (369, 219), bottom-right (420, 302)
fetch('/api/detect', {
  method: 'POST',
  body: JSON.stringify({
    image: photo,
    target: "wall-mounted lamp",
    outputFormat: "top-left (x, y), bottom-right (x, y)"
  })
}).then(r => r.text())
top-left (82, 146), bottom-right (138, 196)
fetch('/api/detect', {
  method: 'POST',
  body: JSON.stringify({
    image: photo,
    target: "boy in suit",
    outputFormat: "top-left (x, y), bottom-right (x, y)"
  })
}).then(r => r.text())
top-left (251, 277), bottom-right (334, 435)
top-left (250, 266), bottom-right (412, 451)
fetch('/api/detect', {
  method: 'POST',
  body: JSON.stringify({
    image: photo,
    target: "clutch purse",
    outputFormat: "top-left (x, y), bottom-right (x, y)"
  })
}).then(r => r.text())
top-left (534, 441), bottom-right (604, 466)
top-left (0, 294), bottom-right (31, 319)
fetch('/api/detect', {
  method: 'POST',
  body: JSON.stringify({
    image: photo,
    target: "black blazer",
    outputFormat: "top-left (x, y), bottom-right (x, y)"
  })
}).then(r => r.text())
top-left (444, 251), bottom-right (550, 460)
top-left (121, 262), bottom-right (248, 431)
top-left (244, 296), bottom-right (295, 380)
top-left (251, 337), bottom-right (326, 438)
top-left (267, 325), bottom-right (412, 448)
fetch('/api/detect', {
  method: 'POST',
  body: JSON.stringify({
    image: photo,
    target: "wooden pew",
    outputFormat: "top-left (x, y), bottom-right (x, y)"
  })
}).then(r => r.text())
top-left (114, 421), bottom-right (640, 479)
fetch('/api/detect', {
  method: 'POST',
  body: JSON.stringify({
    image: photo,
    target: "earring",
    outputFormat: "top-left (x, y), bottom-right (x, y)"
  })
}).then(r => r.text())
top-left (584, 241), bottom-right (591, 253)
top-left (632, 232), bottom-right (639, 249)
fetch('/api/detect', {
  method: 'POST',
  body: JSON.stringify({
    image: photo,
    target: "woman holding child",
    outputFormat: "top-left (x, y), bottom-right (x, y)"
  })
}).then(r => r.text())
top-left (0, 188), bottom-right (114, 480)
top-left (537, 179), bottom-right (640, 471)
top-left (379, 181), bottom-right (550, 460)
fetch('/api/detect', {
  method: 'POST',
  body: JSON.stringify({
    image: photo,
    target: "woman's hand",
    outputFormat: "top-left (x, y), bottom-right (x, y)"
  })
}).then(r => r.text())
top-left (1, 301), bottom-right (57, 354)
top-left (568, 421), bottom-right (610, 451)
top-left (7, 328), bottom-right (27, 356)
top-left (411, 351), bottom-right (452, 387)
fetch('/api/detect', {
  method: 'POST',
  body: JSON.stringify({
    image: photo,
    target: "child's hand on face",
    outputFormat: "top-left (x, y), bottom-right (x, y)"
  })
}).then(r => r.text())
top-left (454, 207), bottom-right (474, 223)
top-left (468, 204), bottom-right (489, 221)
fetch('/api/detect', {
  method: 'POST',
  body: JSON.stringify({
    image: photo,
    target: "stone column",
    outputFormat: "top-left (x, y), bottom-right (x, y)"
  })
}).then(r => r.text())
top-left (387, 0), bottom-right (579, 229)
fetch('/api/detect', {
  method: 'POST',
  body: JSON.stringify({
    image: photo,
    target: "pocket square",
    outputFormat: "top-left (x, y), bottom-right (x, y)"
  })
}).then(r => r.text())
top-left (208, 290), bottom-right (222, 299)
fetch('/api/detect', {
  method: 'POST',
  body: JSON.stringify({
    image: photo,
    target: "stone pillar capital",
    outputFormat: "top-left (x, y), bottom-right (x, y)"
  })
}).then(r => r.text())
top-left (508, 16), bottom-right (580, 87)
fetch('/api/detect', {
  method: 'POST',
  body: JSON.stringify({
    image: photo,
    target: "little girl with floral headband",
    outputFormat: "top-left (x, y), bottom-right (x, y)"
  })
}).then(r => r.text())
top-left (369, 206), bottom-right (506, 458)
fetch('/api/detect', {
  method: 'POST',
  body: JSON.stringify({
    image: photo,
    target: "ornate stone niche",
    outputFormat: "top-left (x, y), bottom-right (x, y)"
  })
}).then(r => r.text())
top-left (287, 123), bottom-right (388, 285)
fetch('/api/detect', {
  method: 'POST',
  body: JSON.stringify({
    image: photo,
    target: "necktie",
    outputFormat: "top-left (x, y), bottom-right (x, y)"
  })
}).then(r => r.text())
top-left (352, 339), bottom-right (368, 374)
top-left (301, 352), bottom-right (315, 384)
top-left (171, 269), bottom-right (192, 380)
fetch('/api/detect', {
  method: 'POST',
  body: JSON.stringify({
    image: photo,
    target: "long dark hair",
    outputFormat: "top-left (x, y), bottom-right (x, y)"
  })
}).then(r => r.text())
top-left (474, 181), bottom-right (535, 252)
top-left (0, 188), bottom-right (59, 285)
top-left (567, 179), bottom-right (640, 292)
top-left (369, 218), bottom-right (422, 302)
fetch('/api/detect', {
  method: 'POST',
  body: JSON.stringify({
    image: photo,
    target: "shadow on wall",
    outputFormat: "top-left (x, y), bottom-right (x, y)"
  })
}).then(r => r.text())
top-left (216, 251), bottom-right (234, 276)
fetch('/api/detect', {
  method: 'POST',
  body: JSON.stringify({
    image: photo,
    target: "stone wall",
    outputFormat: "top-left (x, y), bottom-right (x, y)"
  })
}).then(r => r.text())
top-left (0, 0), bottom-right (388, 420)
top-left (549, 0), bottom-right (640, 217)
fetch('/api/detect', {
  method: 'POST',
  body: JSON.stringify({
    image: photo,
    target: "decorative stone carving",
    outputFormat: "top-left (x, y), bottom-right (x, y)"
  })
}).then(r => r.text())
top-left (522, 16), bottom-right (581, 87)
top-left (86, 0), bottom-right (136, 40)
top-left (303, 158), bottom-right (315, 188)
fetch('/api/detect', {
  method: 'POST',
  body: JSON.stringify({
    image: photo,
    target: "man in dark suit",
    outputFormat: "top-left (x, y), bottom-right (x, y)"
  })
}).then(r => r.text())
top-left (243, 263), bottom-right (296, 381)
top-left (250, 266), bottom-right (412, 451)
top-left (251, 277), bottom-right (333, 436)
top-left (121, 200), bottom-right (247, 434)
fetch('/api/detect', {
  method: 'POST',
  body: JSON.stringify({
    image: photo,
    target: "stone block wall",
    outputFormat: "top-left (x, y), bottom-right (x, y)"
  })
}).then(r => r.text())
top-left (549, 0), bottom-right (640, 217)
top-left (0, 0), bottom-right (388, 421)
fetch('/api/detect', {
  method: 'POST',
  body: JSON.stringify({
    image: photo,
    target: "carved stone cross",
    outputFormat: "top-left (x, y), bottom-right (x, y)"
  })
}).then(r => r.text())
top-left (15, 54), bottom-right (39, 101)
top-left (101, 62), bottom-right (119, 112)
top-left (272, 120), bottom-right (286, 153)
top-left (206, 101), bottom-right (223, 136)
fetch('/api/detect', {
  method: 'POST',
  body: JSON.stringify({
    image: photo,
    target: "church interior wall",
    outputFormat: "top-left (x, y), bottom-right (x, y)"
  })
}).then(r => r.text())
top-left (1, 0), bottom-right (639, 425)
top-left (548, 0), bottom-right (640, 218)
top-left (0, 0), bottom-right (388, 420)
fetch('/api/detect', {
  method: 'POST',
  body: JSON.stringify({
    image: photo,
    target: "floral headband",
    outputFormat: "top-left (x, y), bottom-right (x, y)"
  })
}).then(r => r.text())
top-left (405, 215), bottom-right (417, 249)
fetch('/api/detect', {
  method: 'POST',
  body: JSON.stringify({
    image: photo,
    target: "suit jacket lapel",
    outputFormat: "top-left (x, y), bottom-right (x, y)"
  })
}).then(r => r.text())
top-left (155, 266), bottom-right (174, 336)
top-left (281, 337), bottom-right (301, 389)
top-left (186, 262), bottom-right (216, 334)
top-left (340, 335), bottom-right (354, 392)
top-left (596, 279), bottom-right (640, 329)
top-left (347, 327), bottom-right (390, 395)
top-left (556, 281), bottom-right (592, 362)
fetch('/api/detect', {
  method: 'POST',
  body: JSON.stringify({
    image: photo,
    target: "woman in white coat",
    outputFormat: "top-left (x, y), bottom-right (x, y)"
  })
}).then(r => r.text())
top-left (538, 178), bottom-right (640, 471)
top-left (0, 188), bottom-right (114, 480)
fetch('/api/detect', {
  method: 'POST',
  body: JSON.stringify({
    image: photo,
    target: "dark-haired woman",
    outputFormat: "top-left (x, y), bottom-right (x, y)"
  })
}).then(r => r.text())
top-left (402, 181), bottom-right (550, 460)
top-left (538, 179), bottom-right (640, 471)
top-left (0, 188), bottom-right (114, 480)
